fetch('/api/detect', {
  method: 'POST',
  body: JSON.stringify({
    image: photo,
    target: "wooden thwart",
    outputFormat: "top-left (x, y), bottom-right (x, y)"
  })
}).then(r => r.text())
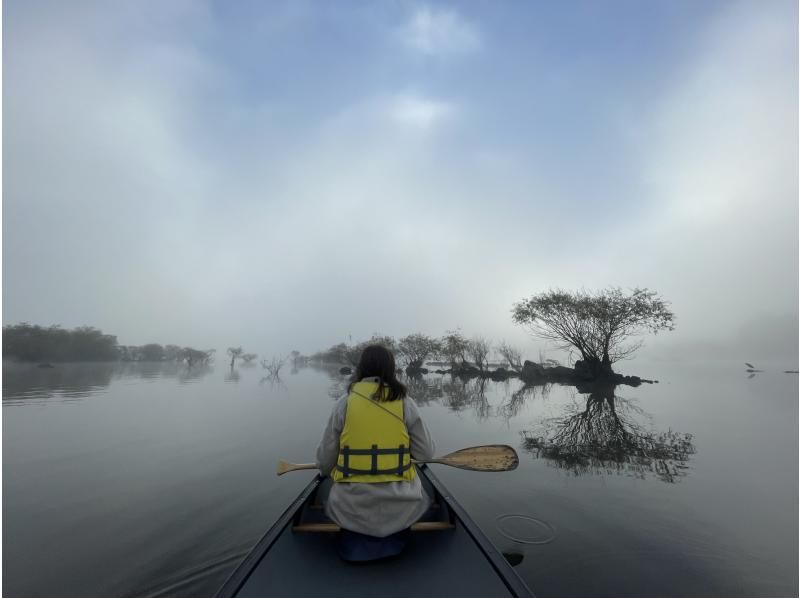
top-left (293, 521), bottom-right (455, 533)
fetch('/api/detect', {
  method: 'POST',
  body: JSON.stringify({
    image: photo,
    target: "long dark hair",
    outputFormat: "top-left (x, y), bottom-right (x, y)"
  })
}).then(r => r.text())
top-left (348, 345), bottom-right (407, 402)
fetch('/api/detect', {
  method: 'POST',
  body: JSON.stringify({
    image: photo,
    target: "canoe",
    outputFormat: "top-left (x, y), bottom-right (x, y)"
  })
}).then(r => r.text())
top-left (214, 465), bottom-right (536, 597)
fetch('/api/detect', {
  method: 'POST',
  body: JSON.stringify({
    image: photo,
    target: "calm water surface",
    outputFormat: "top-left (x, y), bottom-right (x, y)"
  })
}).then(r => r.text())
top-left (3, 361), bottom-right (797, 597)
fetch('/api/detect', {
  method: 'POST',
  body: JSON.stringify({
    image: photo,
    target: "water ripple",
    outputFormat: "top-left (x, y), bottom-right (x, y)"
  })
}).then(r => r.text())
top-left (496, 514), bottom-right (557, 545)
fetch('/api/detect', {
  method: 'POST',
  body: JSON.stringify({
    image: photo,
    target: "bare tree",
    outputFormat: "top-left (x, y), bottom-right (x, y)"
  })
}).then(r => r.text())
top-left (440, 329), bottom-right (470, 369)
top-left (227, 346), bottom-right (244, 368)
top-left (467, 337), bottom-right (491, 372)
top-left (398, 333), bottom-right (441, 371)
top-left (512, 288), bottom-right (674, 377)
top-left (497, 341), bottom-right (524, 373)
top-left (261, 356), bottom-right (286, 380)
top-left (182, 347), bottom-right (214, 367)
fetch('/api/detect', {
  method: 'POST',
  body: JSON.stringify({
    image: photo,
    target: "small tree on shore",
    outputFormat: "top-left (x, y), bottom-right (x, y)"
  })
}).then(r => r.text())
top-left (398, 333), bottom-right (441, 371)
top-left (467, 337), bottom-right (491, 372)
top-left (440, 329), bottom-right (470, 369)
top-left (164, 345), bottom-right (183, 362)
top-left (497, 341), bottom-right (524, 373)
top-left (241, 353), bottom-right (258, 365)
top-left (182, 347), bottom-right (214, 367)
top-left (262, 356), bottom-right (286, 379)
top-left (290, 350), bottom-right (302, 366)
top-left (140, 343), bottom-right (165, 362)
top-left (227, 346), bottom-right (244, 368)
top-left (512, 288), bottom-right (674, 377)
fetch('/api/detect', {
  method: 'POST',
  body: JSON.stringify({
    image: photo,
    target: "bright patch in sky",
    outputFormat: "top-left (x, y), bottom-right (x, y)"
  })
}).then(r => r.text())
top-left (399, 5), bottom-right (482, 55)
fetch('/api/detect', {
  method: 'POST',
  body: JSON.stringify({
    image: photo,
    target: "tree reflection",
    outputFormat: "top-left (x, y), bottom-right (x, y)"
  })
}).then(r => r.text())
top-left (3, 361), bottom-right (216, 402)
top-left (175, 364), bottom-right (212, 384)
top-left (521, 384), bottom-right (695, 482)
top-left (2, 363), bottom-right (116, 400)
top-left (498, 383), bottom-right (552, 420)
top-left (403, 374), bottom-right (444, 405)
top-left (441, 377), bottom-right (491, 418)
top-left (260, 376), bottom-right (287, 392)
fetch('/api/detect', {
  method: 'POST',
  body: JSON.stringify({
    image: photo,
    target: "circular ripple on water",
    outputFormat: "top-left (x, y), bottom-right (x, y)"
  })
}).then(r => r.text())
top-left (496, 514), bottom-right (556, 545)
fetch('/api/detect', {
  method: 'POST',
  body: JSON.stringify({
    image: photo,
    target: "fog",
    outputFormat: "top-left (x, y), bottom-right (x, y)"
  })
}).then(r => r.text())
top-left (3, 1), bottom-right (797, 366)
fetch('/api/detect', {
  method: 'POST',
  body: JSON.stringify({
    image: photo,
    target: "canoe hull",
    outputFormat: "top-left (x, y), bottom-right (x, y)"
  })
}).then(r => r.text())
top-left (215, 466), bottom-right (535, 597)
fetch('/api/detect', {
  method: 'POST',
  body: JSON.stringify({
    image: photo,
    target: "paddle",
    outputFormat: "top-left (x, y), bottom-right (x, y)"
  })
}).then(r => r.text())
top-left (276, 444), bottom-right (519, 476)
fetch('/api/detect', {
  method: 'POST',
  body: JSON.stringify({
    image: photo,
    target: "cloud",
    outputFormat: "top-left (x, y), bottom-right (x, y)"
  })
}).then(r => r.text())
top-left (398, 5), bottom-right (481, 55)
top-left (320, 91), bottom-right (457, 136)
top-left (386, 93), bottom-right (456, 128)
top-left (602, 0), bottom-right (798, 359)
top-left (3, 1), bottom-right (795, 365)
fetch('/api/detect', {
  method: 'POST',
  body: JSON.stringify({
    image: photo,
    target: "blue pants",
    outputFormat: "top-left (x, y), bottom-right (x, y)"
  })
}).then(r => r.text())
top-left (337, 528), bottom-right (410, 562)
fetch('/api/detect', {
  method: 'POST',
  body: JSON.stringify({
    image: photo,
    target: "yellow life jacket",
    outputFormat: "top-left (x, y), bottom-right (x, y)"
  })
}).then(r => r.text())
top-left (331, 381), bottom-right (416, 483)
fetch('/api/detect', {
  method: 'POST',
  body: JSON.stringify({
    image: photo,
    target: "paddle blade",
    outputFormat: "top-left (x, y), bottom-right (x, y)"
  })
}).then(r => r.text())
top-left (436, 445), bottom-right (519, 472)
top-left (276, 460), bottom-right (317, 476)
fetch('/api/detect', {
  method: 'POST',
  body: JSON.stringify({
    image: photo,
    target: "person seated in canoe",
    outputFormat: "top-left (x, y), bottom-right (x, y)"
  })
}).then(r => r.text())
top-left (316, 344), bottom-right (436, 561)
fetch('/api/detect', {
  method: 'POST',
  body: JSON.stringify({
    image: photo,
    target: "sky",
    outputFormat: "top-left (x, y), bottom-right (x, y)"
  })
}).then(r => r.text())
top-left (3, 0), bottom-right (798, 365)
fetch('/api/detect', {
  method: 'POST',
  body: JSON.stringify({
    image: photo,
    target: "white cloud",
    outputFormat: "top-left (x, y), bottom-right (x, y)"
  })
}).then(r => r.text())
top-left (601, 0), bottom-right (798, 359)
top-left (398, 5), bottom-right (481, 55)
top-left (386, 93), bottom-right (456, 128)
top-left (4, 1), bottom-right (795, 364)
top-left (322, 91), bottom-right (457, 135)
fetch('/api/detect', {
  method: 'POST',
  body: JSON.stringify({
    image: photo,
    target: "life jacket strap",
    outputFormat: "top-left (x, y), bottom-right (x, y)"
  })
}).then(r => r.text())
top-left (337, 444), bottom-right (410, 478)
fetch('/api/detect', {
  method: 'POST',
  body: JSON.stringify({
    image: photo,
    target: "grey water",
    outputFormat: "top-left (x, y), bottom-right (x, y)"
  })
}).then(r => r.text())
top-left (3, 361), bottom-right (797, 597)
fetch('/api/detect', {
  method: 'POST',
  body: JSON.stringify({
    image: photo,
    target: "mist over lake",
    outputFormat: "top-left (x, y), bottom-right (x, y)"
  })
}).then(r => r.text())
top-left (3, 361), bottom-right (796, 597)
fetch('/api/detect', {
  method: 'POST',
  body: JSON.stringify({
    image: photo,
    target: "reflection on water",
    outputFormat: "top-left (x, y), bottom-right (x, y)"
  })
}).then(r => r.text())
top-left (441, 377), bottom-right (491, 417)
top-left (225, 368), bottom-right (241, 384)
top-left (521, 384), bottom-right (696, 482)
top-left (2, 363), bottom-right (114, 403)
top-left (498, 383), bottom-right (552, 420)
top-left (4, 363), bottom-right (795, 598)
top-left (403, 374), bottom-right (444, 405)
top-left (2, 361), bottom-right (213, 404)
top-left (260, 376), bottom-right (288, 394)
top-left (496, 514), bottom-right (557, 545)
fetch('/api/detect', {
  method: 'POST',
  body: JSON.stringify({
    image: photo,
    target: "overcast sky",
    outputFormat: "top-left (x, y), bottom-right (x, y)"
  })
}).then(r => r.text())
top-left (4, 1), bottom-right (798, 365)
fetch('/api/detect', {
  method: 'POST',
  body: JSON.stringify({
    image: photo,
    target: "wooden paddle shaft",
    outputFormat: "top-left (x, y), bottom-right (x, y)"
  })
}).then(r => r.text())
top-left (276, 445), bottom-right (518, 476)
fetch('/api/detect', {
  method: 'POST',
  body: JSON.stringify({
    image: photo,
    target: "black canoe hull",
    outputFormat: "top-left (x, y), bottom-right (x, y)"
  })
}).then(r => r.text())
top-left (215, 465), bottom-right (535, 597)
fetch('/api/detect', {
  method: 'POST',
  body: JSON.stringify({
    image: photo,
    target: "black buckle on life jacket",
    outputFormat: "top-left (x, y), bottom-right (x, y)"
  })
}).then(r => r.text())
top-left (337, 444), bottom-right (411, 477)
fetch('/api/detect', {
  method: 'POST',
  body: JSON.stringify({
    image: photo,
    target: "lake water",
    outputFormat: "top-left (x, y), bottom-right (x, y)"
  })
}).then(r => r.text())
top-left (3, 361), bottom-right (797, 597)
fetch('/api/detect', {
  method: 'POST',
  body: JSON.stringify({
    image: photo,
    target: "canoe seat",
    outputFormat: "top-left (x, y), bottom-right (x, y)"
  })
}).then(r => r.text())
top-left (293, 522), bottom-right (454, 533)
top-left (309, 502), bottom-right (441, 511)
